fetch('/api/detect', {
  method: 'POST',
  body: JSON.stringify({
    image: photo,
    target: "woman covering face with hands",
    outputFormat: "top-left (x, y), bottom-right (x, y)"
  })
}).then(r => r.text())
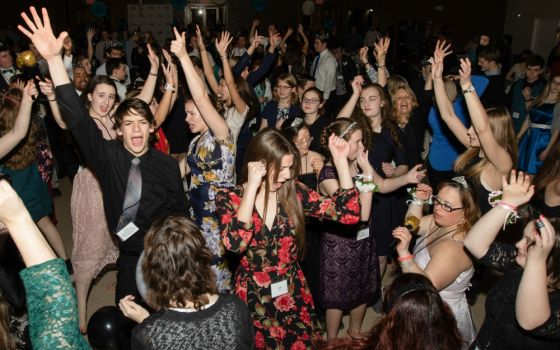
top-left (464, 171), bottom-right (560, 350)
top-left (215, 128), bottom-right (361, 349)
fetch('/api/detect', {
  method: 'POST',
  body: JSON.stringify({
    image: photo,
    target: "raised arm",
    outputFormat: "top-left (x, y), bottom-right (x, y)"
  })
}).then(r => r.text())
top-left (196, 25), bottom-right (220, 95)
top-left (18, 7), bottom-right (70, 87)
top-left (38, 78), bottom-right (67, 129)
top-left (516, 215), bottom-right (556, 331)
top-left (86, 27), bottom-right (95, 64)
top-left (432, 41), bottom-right (469, 147)
top-left (464, 170), bottom-right (534, 259)
top-left (153, 50), bottom-right (178, 128)
top-left (374, 37), bottom-right (390, 87)
top-left (216, 31), bottom-right (247, 115)
top-left (279, 27), bottom-right (293, 55)
top-left (297, 24), bottom-right (309, 55)
top-left (337, 75), bottom-right (362, 118)
top-left (0, 81), bottom-right (37, 158)
top-left (458, 58), bottom-right (513, 174)
top-left (171, 28), bottom-right (229, 140)
top-left (136, 43), bottom-right (160, 104)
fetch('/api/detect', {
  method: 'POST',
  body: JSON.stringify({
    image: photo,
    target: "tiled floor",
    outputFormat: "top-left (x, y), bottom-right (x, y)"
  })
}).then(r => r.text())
top-left (53, 178), bottom-right (488, 339)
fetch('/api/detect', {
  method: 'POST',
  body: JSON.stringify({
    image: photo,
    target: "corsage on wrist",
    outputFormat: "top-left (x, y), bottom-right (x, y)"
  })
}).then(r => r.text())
top-left (406, 187), bottom-right (432, 206)
top-left (355, 174), bottom-right (379, 193)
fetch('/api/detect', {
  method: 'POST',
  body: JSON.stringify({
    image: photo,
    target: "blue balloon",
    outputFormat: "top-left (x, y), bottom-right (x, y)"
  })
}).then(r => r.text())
top-left (252, 0), bottom-right (266, 12)
top-left (91, 1), bottom-right (108, 18)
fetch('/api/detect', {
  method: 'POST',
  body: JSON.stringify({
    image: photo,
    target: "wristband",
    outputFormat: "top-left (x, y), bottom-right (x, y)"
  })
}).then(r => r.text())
top-left (149, 72), bottom-right (157, 77)
top-left (462, 86), bottom-right (475, 94)
top-left (398, 255), bottom-right (414, 262)
top-left (48, 98), bottom-right (56, 102)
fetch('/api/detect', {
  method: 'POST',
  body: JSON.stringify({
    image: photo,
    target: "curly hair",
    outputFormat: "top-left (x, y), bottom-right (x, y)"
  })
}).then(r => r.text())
top-left (142, 215), bottom-right (218, 311)
top-left (0, 88), bottom-right (38, 170)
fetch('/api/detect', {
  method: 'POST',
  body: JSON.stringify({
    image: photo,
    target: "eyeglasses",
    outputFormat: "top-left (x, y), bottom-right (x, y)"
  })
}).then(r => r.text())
top-left (433, 196), bottom-right (463, 212)
top-left (294, 137), bottom-right (313, 146)
top-left (302, 98), bottom-right (320, 104)
top-left (276, 85), bottom-right (292, 90)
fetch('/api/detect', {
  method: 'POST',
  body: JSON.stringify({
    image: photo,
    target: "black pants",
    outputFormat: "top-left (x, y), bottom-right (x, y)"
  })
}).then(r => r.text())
top-left (115, 253), bottom-right (141, 350)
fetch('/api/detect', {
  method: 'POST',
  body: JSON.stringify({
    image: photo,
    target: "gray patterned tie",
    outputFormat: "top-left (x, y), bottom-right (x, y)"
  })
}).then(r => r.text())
top-left (116, 157), bottom-right (142, 232)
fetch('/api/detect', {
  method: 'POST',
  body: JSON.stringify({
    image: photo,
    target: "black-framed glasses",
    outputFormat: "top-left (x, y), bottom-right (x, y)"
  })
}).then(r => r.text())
top-left (433, 196), bottom-right (463, 212)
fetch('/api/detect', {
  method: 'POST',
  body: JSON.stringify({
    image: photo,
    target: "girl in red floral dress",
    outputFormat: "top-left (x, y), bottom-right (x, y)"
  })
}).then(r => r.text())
top-left (216, 129), bottom-right (361, 349)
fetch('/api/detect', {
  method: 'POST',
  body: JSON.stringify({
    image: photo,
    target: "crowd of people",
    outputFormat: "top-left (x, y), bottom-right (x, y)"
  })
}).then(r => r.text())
top-left (0, 5), bottom-right (559, 350)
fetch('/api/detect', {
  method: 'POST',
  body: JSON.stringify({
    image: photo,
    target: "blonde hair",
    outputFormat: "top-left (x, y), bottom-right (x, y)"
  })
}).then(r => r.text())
top-left (454, 107), bottom-right (518, 181)
top-left (533, 74), bottom-right (560, 107)
top-left (390, 85), bottom-right (419, 124)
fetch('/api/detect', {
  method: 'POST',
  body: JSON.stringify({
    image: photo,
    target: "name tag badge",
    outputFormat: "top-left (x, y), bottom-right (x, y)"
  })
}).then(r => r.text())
top-left (270, 279), bottom-right (289, 298)
top-left (337, 74), bottom-right (344, 80)
top-left (512, 112), bottom-right (520, 119)
top-left (357, 228), bottom-right (370, 241)
top-left (116, 222), bottom-right (139, 242)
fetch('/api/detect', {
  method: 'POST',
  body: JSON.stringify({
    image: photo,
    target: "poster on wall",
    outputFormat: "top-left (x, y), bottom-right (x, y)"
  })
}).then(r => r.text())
top-left (128, 4), bottom-right (173, 46)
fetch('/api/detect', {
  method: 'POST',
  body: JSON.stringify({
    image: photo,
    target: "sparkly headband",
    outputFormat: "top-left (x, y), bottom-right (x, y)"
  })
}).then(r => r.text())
top-left (314, 32), bottom-right (329, 41)
top-left (339, 122), bottom-right (357, 138)
top-left (290, 117), bottom-right (304, 128)
top-left (452, 176), bottom-right (469, 189)
top-left (384, 283), bottom-right (439, 313)
top-left (107, 40), bottom-right (123, 49)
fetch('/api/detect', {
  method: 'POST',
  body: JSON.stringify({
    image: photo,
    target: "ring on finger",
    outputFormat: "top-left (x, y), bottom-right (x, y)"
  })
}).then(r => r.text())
top-left (536, 220), bottom-right (545, 230)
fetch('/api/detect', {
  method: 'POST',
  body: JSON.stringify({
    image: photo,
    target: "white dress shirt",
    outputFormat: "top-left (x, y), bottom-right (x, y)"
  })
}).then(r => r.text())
top-left (312, 49), bottom-right (337, 100)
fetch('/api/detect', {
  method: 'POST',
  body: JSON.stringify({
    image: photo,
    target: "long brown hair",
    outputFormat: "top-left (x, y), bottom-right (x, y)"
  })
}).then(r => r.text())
top-left (0, 294), bottom-right (16, 350)
top-left (351, 84), bottom-right (400, 150)
top-left (454, 107), bottom-right (518, 182)
top-left (240, 129), bottom-right (305, 254)
top-left (544, 217), bottom-right (560, 290)
top-left (142, 215), bottom-right (218, 311)
top-left (0, 89), bottom-right (38, 170)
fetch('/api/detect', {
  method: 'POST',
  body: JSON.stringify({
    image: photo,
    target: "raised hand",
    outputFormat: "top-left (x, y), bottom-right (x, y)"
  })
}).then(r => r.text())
top-left (415, 183), bottom-right (433, 201)
top-left (22, 80), bottom-right (38, 101)
top-left (297, 24), bottom-right (305, 35)
top-left (285, 27), bottom-right (294, 37)
top-left (359, 47), bottom-right (369, 65)
top-left (195, 25), bottom-right (205, 50)
top-left (147, 43), bottom-right (159, 70)
top-left (501, 170), bottom-right (534, 207)
top-left (374, 37), bottom-right (390, 66)
top-left (434, 40), bottom-right (452, 62)
top-left (431, 54), bottom-right (444, 80)
top-left (268, 32), bottom-right (282, 52)
top-left (215, 31), bottom-right (233, 58)
top-left (458, 58), bottom-right (472, 86)
top-left (38, 77), bottom-right (55, 99)
top-left (356, 148), bottom-right (374, 176)
top-left (328, 133), bottom-right (350, 160)
top-left (351, 75), bottom-right (364, 95)
top-left (170, 27), bottom-right (187, 59)
top-left (86, 27), bottom-right (96, 42)
top-left (161, 49), bottom-right (176, 84)
top-left (392, 226), bottom-right (412, 255)
top-left (250, 30), bottom-right (264, 49)
top-left (247, 161), bottom-right (267, 190)
top-left (527, 215), bottom-right (556, 264)
top-left (62, 35), bottom-right (72, 53)
top-left (18, 7), bottom-right (67, 61)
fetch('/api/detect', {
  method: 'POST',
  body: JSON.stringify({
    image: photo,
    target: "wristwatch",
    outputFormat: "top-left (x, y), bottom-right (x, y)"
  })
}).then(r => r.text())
top-left (164, 83), bottom-right (176, 92)
top-left (462, 86), bottom-right (475, 94)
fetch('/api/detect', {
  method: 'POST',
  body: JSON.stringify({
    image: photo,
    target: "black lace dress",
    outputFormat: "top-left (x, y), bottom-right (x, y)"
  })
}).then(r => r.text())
top-left (472, 243), bottom-right (560, 349)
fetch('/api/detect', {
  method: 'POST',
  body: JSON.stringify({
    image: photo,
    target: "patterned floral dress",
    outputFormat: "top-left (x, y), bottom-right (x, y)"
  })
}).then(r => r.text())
top-left (187, 130), bottom-right (235, 292)
top-left (215, 183), bottom-right (360, 349)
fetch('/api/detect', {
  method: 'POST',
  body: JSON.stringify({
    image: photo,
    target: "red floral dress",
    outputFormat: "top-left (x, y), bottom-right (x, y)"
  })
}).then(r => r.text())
top-left (215, 183), bottom-right (360, 349)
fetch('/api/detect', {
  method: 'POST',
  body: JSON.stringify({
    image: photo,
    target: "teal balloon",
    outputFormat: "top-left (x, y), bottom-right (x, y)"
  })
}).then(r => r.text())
top-left (91, 1), bottom-right (108, 18)
top-left (171, 0), bottom-right (187, 10)
top-left (252, 0), bottom-right (266, 12)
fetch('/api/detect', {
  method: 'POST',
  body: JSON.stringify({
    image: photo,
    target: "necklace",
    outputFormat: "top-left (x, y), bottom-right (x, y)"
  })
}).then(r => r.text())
top-left (412, 225), bottom-right (462, 256)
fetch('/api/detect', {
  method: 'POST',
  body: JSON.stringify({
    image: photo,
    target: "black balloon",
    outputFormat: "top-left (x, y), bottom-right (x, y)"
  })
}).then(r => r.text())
top-left (87, 306), bottom-right (120, 350)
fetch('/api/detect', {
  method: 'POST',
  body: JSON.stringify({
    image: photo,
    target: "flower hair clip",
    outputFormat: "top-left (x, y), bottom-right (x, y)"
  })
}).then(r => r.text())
top-left (290, 117), bottom-right (304, 128)
top-left (452, 176), bottom-right (469, 189)
top-left (339, 122), bottom-right (357, 138)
